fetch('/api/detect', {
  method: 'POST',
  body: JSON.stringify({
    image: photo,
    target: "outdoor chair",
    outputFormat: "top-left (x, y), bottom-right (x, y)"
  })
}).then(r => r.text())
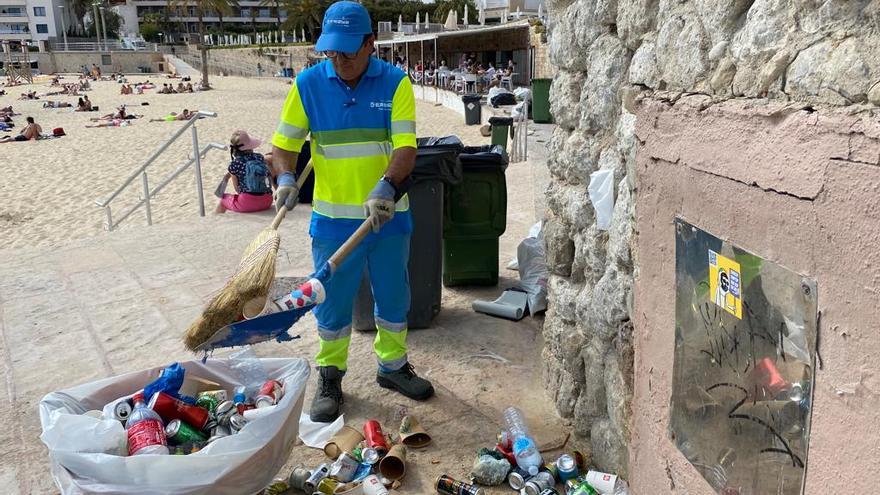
top-left (463, 73), bottom-right (479, 94)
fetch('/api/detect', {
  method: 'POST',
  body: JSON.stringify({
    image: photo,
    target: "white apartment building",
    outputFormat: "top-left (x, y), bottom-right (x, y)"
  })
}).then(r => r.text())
top-left (0, 0), bottom-right (60, 44)
top-left (113, 0), bottom-right (285, 41)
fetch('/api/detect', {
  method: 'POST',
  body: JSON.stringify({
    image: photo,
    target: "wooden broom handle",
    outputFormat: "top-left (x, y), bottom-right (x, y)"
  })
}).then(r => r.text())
top-left (328, 219), bottom-right (373, 269)
top-left (270, 161), bottom-right (314, 230)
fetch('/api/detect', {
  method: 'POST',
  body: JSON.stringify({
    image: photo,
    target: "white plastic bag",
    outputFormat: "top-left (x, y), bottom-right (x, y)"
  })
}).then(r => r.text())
top-left (588, 169), bottom-right (615, 230)
top-left (517, 228), bottom-right (549, 314)
top-left (40, 357), bottom-right (309, 495)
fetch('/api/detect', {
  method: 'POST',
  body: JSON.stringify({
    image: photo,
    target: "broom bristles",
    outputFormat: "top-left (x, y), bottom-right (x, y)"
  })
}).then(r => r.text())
top-left (183, 226), bottom-right (283, 351)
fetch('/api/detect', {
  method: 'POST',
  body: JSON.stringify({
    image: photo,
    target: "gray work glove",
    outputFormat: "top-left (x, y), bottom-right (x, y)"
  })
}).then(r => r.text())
top-left (363, 178), bottom-right (396, 233)
top-left (274, 171), bottom-right (299, 211)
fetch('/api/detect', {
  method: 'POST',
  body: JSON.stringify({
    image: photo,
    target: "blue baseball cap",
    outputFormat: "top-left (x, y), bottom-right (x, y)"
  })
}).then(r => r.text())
top-left (316, 1), bottom-right (373, 54)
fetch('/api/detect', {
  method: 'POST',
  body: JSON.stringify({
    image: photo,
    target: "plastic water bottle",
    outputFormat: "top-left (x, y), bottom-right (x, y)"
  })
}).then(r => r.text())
top-left (126, 392), bottom-right (169, 456)
top-left (502, 406), bottom-right (542, 475)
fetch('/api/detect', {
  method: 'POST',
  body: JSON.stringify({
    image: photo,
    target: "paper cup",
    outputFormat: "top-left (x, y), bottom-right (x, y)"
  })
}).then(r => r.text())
top-left (585, 470), bottom-right (618, 492)
top-left (360, 475), bottom-right (389, 495)
top-left (323, 425), bottom-right (364, 460)
top-left (378, 444), bottom-right (407, 481)
top-left (398, 415), bottom-right (432, 448)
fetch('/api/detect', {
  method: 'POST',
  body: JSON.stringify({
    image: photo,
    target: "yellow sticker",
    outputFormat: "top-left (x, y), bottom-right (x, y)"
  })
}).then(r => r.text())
top-left (709, 250), bottom-right (742, 319)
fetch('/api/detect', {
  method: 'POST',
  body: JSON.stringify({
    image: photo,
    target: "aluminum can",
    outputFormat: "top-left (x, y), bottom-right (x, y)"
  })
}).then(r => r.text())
top-left (195, 395), bottom-right (219, 413)
top-left (114, 400), bottom-right (133, 423)
top-left (149, 392), bottom-right (209, 429)
top-left (362, 447), bottom-right (380, 464)
top-left (228, 413), bottom-right (247, 431)
top-left (254, 395), bottom-right (275, 408)
top-left (435, 474), bottom-right (482, 495)
top-left (287, 465), bottom-right (311, 491)
top-left (497, 431), bottom-right (512, 450)
top-left (258, 380), bottom-right (283, 402)
top-left (207, 424), bottom-right (231, 443)
top-left (565, 480), bottom-right (598, 495)
top-left (542, 462), bottom-right (560, 481)
top-left (508, 467), bottom-right (530, 490)
top-left (214, 400), bottom-right (235, 417)
top-left (165, 419), bottom-right (208, 444)
top-left (329, 452), bottom-right (359, 482)
top-left (197, 389), bottom-right (228, 402)
top-left (539, 490), bottom-right (560, 495)
top-left (315, 477), bottom-right (339, 494)
top-left (495, 443), bottom-right (516, 465)
top-left (556, 453), bottom-right (578, 481)
top-left (361, 474), bottom-right (389, 495)
top-left (524, 471), bottom-right (555, 495)
top-left (363, 420), bottom-right (389, 455)
top-left (303, 463), bottom-right (329, 493)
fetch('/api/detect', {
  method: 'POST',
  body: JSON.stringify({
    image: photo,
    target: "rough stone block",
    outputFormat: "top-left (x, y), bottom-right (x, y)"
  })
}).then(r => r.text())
top-left (544, 215), bottom-right (575, 277)
top-left (547, 274), bottom-right (580, 323)
top-left (549, 70), bottom-right (587, 131)
top-left (591, 418), bottom-right (629, 475)
top-left (617, 0), bottom-right (661, 50)
top-left (629, 39), bottom-right (660, 88)
top-left (655, 13), bottom-right (711, 90)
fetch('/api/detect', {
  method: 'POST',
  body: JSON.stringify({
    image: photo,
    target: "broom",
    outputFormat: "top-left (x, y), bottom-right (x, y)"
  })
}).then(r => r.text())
top-left (183, 162), bottom-right (313, 351)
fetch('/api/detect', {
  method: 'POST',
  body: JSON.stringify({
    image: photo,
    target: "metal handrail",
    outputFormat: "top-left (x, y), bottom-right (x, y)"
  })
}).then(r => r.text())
top-left (95, 110), bottom-right (220, 231)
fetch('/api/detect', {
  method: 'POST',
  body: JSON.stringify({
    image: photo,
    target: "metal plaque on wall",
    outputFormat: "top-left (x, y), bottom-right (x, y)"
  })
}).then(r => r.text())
top-left (671, 219), bottom-right (817, 495)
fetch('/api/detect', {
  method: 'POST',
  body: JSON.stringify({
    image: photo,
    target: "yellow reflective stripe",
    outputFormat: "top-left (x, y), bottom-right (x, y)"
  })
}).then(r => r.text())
top-left (374, 326), bottom-right (408, 367)
top-left (276, 121), bottom-right (309, 140)
top-left (316, 334), bottom-right (351, 370)
top-left (313, 196), bottom-right (410, 219)
top-left (390, 120), bottom-right (416, 135)
top-left (314, 141), bottom-right (393, 159)
top-left (272, 81), bottom-right (310, 152)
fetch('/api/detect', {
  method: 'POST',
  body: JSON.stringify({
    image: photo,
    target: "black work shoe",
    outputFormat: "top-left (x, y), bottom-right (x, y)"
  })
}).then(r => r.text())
top-left (376, 362), bottom-right (435, 401)
top-left (310, 366), bottom-right (344, 422)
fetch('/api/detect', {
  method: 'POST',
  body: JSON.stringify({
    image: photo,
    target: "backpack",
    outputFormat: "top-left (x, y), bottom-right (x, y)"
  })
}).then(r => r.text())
top-left (243, 156), bottom-right (272, 194)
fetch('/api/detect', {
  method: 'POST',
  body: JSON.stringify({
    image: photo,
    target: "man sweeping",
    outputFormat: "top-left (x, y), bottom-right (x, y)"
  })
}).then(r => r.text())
top-left (270, 0), bottom-right (434, 422)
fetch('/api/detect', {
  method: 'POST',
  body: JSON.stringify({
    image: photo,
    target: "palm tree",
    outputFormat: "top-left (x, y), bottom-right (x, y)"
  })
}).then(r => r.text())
top-left (216, 0), bottom-right (239, 37)
top-left (280, 0), bottom-right (325, 42)
top-left (170, 0), bottom-right (234, 89)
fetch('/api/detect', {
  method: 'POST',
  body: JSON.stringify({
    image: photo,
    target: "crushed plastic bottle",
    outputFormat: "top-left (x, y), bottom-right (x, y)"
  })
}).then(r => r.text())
top-left (126, 392), bottom-right (169, 456)
top-left (502, 406), bottom-right (543, 475)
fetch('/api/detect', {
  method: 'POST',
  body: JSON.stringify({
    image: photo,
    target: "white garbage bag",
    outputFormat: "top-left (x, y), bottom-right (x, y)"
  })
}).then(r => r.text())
top-left (39, 357), bottom-right (310, 495)
top-left (588, 169), bottom-right (615, 230)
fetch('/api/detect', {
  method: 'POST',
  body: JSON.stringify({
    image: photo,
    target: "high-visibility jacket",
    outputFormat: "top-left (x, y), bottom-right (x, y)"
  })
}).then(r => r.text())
top-left (272, 58), bottom-right (417, 240)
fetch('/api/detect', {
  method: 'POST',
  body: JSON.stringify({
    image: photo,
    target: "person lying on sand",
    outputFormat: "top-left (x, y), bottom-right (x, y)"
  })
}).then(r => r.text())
top-left (86, 119), bottom-right (131, 128)
top-left (43, 101), bottom-right (72, 108)
top-left (150, 109), bottom-right (197, 122)
top-left (91, 105), bottom-right (127, 121)
top-left (19, 91), bottom-right (38, 100)
top-left (0, 116), bottom-right (41, 143)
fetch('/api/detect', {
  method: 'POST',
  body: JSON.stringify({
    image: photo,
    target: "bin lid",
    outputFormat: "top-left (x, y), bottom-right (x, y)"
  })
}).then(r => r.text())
top-left (459, 144), bottom-right (509, 170)
top-left (414, 136), bottom-right (464, 184)
top-left (461, 94), bottom-right (482, 102)
top-left (488, 116), bottom-right (514, 126)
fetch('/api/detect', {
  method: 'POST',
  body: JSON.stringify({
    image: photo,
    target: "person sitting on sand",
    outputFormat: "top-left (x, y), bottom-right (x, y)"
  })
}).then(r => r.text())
top-left (215, 130), bottom-right (274, 214)
top-left (75, 96), bottom-right (93, 112)
top-left (19, 91), bottom-right (37, 100)
top-left (43, 100), bottom-right (72, 108)
top-left (185, 82), bottom-right (194, 92)
top-left (177, 82), bottom-right (186, 93)
top-left (0, 116), bottom-right (41, 143)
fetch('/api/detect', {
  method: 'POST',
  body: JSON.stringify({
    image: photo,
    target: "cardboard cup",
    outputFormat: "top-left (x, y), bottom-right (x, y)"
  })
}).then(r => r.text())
top-left (323, 426), bottom-right (364, 460)
top-left (398, 415), bottom-right (432, 448)
top-left (378, 444), bottom-right (407, 481)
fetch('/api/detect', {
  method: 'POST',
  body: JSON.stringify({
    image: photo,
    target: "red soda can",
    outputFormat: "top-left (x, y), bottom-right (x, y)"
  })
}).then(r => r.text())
top-left (149, 392), bottom-right (209, 429)
top-left (495, 443), bottom-right (516, 465)
top-left (258, 380), bottom-right (284, 402)
top-left (363, 420), bottom-right (389, 455)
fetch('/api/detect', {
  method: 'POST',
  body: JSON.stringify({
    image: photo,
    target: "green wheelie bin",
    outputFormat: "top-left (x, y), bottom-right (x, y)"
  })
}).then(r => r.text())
top-left (442, 145), bottom-right (508, 286)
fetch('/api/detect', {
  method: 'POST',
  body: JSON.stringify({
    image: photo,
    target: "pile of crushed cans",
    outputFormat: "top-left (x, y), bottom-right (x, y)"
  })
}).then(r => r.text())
top-left (259, 406), bottom-right (629, 495)
top-left (107, 363), bottom-right (285, 456)
top-left (261, 415), bottom-right (429, 495)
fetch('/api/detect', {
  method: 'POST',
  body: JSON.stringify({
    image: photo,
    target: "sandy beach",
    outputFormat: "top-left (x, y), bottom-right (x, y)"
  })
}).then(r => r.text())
top-left (0, 74), bottom-right (486, 251)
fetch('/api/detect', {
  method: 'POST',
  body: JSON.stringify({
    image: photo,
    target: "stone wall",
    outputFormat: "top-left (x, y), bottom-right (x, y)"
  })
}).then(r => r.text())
top-left (179, 45), bottom-right (315, 78)
top-left (540, 0), bottom-right (880, 478)
top-left (34, 52), bottom-right (166, 74)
